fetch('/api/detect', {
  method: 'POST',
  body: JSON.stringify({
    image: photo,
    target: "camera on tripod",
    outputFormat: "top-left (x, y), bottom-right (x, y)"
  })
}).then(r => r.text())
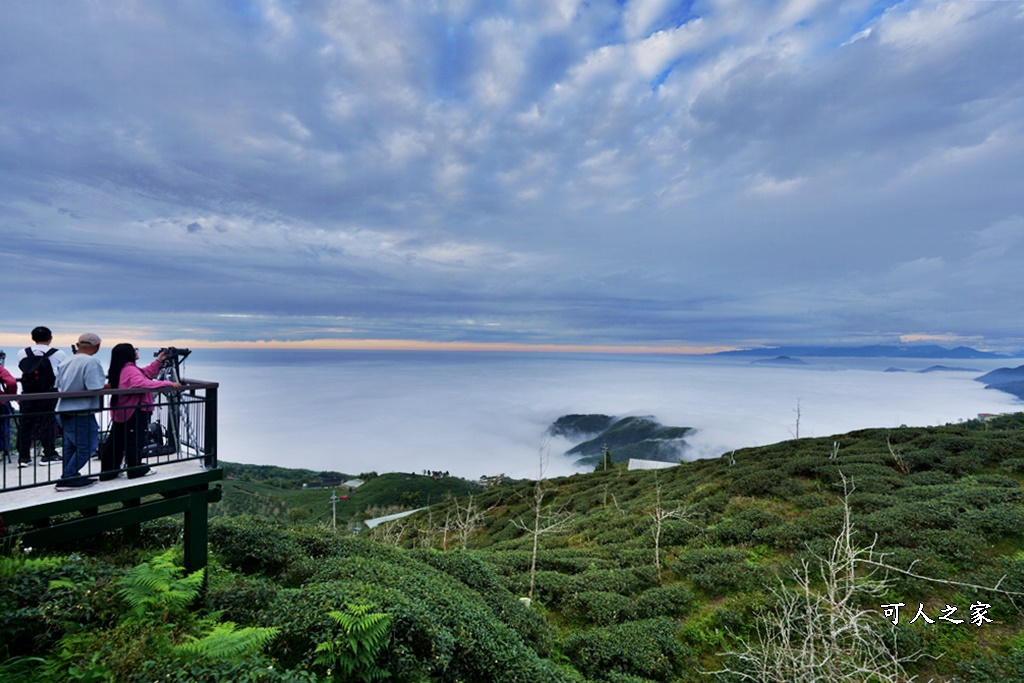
top-left (155, 347), bottom-right (192, 361)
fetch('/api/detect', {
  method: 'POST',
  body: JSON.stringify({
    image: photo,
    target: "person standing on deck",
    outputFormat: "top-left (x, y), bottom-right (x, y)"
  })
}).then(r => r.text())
top-left (100, 343), bottom-right (180, 480)
top-left (16, 326), bottom-right (67, 466)
top-left (54, 333), bottom-right (106, 491)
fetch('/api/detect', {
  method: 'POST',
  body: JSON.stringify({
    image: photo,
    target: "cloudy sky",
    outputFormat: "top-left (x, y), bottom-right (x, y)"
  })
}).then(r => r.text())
top-left (2, 0), bottom-right (1023, 353)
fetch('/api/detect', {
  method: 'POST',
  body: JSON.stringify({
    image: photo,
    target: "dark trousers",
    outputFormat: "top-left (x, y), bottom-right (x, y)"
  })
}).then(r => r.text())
top-left (100, 410), bottom-right (152, 480)
top-left (17, 399), bottom-right (58, 463)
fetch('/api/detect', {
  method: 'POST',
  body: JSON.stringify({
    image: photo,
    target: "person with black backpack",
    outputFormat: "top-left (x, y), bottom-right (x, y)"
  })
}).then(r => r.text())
top-left (16, 326), bottom-right (67, 467)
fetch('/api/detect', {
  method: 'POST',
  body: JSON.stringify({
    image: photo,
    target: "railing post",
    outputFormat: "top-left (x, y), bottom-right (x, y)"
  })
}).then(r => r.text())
top-left (203, 386), bottom-right (218, 469)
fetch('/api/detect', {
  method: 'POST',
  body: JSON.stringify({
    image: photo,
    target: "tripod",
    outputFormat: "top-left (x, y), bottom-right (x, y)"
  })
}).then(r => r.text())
top-left (145, 348), bottom-right (193, 458)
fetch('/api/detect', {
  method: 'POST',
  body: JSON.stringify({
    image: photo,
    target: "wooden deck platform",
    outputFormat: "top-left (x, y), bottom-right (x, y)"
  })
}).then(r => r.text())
top-left (0, 459), bottom-right (213, 514)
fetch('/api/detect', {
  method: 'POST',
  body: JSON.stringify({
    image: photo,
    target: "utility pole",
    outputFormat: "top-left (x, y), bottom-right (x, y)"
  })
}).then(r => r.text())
top-left (330, 491), bottom-right (339, 532)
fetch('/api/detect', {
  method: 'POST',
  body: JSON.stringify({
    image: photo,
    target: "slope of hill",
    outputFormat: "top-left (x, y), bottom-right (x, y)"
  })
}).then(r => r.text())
top-left (5, 415), bottom-right (1024, 682)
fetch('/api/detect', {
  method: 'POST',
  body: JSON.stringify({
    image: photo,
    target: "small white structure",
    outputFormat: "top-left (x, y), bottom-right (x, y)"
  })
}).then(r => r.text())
top-left (627, 458), bottom-right (679, 471)
top-left (342, 478), bottom-right (365, 489)
top-left (363, 508), bottom-right (424, 529)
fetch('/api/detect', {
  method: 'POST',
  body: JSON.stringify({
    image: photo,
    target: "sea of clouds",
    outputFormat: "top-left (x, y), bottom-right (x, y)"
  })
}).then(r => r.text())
top-left (165, 350), bottom-right (1022, 480)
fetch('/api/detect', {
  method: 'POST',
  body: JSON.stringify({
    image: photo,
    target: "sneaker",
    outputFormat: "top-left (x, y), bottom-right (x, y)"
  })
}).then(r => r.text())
top-left (18, 459), bottom-right (32, 468)
top-left (55, 477), bottom-right (97, 491)
top-left (40, 454), bottom-right (63, 463)
top-left (127, 468), bottom-right (157, 479)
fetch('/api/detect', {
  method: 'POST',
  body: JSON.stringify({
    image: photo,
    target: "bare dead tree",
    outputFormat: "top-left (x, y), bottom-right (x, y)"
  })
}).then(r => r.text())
top-left (793, 398), bottom-right (802, 439)
top-left (709, 475), bottom-right (916, 682)
top-left (709, 473), bottom-right (1024, 682)
top-left (887, 434), bottom-right (911, 475)
top-left (370, 518), bottom-right (408, 547)
top-left (649, 479), bottom-right (694, 585)
top-left (446, 493), bottom-right (493, 550)
top-left (511, 442), bottom-right (574, 600)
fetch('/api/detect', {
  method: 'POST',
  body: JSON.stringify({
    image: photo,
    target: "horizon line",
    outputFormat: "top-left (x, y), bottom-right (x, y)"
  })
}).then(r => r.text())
top-left (0, 334), bottom-right (736, 355)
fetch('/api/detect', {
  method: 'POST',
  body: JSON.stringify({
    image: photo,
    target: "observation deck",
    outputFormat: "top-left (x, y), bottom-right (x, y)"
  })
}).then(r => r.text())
top-left (0, 379), bottom-right (222, 572)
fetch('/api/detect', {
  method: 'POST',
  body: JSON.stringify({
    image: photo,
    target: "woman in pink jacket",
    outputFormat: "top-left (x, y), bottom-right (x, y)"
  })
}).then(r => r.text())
top-left (1, 364), bottom-right (16, 462)
top-left (99, 343), bottom-right (180, 480)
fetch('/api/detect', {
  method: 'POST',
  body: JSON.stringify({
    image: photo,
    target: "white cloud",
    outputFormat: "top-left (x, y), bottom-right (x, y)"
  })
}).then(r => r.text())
top-left (1, 0), bottom-right (1023, 348)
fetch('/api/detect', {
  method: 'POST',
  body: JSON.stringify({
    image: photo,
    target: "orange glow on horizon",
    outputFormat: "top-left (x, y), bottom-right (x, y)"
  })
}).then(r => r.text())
top-left (0, 331), bottom-right (734, 355)
top-left (150, 338), bottom-right (736, 355)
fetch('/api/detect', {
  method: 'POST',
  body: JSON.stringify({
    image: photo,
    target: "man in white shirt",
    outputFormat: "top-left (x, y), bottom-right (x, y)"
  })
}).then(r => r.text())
top-left (55, 333), bottom-right (106, 491)
top-left (16, 326), bottom-right (68, 466)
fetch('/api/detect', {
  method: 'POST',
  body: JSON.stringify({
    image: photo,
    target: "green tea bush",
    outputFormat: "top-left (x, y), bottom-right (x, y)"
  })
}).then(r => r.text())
top-left (633, 583), bottom-right (695, 619)
top-left (537, 548), bottom-right (614, 574)
top-left (845, 492), bottom-right (899, 513)
top-left (134, 654), bottom-right (322, 682)
top-left (569, 567), bottom-right (654, 597)
top-left (960, 503), bottom-right (1024, 541)
top-left (205, 572), bottom-right (280, 624)
top-left (208, 516), bottom-right (304, 578)
top-left (916, 529), bottom-right (985, 570)
top-left (755, 505), bottom-right (844, 550)
top-left (273, 544), bottom-right (568, 683)
top-left (411, 549), bottom-right (554, 656)
top-left (479, 550), bottom-right (532, 577)
top-left (670, 548), bottom-right (767, 596)
top-left (561, 617), bottom-right (682, 682)
top-left (728, 469), bottom-right (800, 498)
top-left (519, 570), bottom-right (575, 605)
top-left (0, 553), bottom-right (119, 656)
top-left (908, 470), bottom-right (955, 486)
top-left (562, 590), bottom-right (637, 624)
top-left (289, 525), bottom-right (350, 558)
top-left (972, 474), bottom-right (1022, 489)
top-left (791, 492), bottom-right (834, 510)
top-left (710, 507), bottom-right (785, 545)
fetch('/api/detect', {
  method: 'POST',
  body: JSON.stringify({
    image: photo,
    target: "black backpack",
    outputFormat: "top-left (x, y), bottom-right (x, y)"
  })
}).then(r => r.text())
top-left (19, 347), bottom-right (58, 394)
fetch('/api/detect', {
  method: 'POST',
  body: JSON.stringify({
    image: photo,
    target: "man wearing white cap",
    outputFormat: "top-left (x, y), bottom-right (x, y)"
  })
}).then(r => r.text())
top-left (54, 333), bottom-right (106, 491)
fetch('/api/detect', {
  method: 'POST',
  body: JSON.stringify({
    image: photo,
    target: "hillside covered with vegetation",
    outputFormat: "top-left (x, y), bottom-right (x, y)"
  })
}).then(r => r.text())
top-left (3, 414), bottom-right (1024, 681)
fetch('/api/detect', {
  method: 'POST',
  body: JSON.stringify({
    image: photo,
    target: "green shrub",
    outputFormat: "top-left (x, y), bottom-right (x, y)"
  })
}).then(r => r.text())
top-left (264, 552), bottom-right (566, 683)
top-left (710, 507), bottom-right (785, 545)
top-left (562, 591), bottom-right (636, 624)
top-left (670, 548), bottom-right (767, 596)
top-left (633, 583), bottom-right (695, 619)
top-left (205, 572), bottom-right (280, 624)
top-left (569, 567), bottom-right (654, 597)
top-left (411, 549), bottom-right (554, 656)
top-left (728, 469), bottom-right (800, 498)
top-left (561, 617), bottom-right (682, 681)
top-left (0, 553), bottom-right (119, 656)
top-left (208, 516), bottom-right (304, 578)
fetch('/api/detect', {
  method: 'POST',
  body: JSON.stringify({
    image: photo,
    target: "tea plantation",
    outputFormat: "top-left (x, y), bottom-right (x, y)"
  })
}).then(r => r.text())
top-left (3, 414), bottom-right (1024, 681)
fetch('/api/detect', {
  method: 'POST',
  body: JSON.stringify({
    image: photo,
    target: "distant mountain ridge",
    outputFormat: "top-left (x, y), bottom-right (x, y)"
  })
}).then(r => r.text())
top-left (716, 344), bottom-right (1013, 359)
top-left (975, 364), bottom-right (1024, 400)
top-left (548, 414), bottom-right (691, 467)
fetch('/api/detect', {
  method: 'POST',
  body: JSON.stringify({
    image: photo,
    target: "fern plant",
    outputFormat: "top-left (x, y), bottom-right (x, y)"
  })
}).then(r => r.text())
top-left (174, 620), bottom-right (281, 661)
top-left (313, 603), bottom-right (393, 682)
top-left (115, 548), bottom-right (204, 622)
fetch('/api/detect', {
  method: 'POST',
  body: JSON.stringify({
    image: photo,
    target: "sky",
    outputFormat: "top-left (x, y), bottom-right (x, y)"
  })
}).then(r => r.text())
top-left (2, 0), bottom-right (1024, 354)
